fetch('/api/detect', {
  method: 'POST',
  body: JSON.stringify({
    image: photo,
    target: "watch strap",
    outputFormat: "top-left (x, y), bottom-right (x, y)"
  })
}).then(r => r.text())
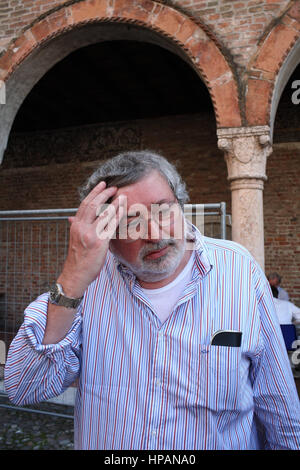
top-left (49, 283), bottom-right (83, 309)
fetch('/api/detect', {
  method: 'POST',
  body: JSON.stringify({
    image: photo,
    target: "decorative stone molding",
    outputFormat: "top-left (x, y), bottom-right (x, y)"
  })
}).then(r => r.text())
top-left (217, 126), bottom-right (272, 183)
top-left (230, 178), bottom-right (265, 191)
top-left (3, 121), bottom-right (142, 168)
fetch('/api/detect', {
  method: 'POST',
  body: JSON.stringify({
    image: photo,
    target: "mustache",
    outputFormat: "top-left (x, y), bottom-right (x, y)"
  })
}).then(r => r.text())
top-left (139, 239), bottom-right (176, 258)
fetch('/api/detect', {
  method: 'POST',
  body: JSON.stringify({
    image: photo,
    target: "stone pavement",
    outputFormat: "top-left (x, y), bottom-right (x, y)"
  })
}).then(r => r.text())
top-left (0, 395), bottom-right (74, 450)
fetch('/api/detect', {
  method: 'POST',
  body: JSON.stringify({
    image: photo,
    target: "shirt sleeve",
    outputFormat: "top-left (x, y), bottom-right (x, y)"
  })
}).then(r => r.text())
top-left (250, 262), bottom-right (300, 450)
top-left (4, 292), bottom-right (82, 406)
top-left (291, 302), bottom-right (300, 323)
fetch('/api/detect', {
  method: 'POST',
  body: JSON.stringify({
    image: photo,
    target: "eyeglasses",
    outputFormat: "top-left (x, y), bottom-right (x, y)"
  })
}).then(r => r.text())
top-left (116, 201), bottom-right (181, 241)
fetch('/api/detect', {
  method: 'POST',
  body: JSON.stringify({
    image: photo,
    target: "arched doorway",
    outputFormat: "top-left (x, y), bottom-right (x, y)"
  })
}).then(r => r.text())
top-left (2, 36), bottom-right (229, 212)
top-left (0, 0), bottom-right (240, 164)
top-left (0, 0), bottom-right (240, 224)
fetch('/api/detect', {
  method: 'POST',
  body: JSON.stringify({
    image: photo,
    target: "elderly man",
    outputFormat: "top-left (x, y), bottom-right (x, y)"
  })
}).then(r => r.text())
top-left (5, 151), bottom-right (300, 450)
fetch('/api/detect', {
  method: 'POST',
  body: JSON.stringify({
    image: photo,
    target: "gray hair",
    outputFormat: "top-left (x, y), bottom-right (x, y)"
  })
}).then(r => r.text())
top-left (267, 272), bottom-right (282, 283)
top-left (79, 150), bottom-right (189, 207)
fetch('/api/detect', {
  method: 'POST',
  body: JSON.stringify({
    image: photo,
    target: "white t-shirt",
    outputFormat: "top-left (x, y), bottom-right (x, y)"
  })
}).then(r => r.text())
top-left (141, 252), bottom-right (195, 324)
top-left (273, 297), bottom-right (300, 324)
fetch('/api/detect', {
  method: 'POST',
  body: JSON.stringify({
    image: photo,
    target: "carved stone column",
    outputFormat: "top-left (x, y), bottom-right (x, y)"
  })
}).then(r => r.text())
top-left (217, 126), bottom-right (273, 269)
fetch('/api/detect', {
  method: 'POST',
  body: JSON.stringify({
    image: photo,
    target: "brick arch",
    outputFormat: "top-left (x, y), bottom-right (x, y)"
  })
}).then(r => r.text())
top-left (245, 1), bottom-right (300, 131)
top-left (0, 0), bottom-right (241, 131)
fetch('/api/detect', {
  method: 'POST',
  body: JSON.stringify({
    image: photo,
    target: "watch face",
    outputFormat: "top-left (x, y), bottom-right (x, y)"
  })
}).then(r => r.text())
top-left (49, 283), bottom-right (82, 308)
top-left (49, 283), bottom-right (60, 303)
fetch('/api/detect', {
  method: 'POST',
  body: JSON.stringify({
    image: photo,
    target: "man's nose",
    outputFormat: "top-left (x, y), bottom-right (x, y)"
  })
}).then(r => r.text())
top-left (146, 218), bottom-right (161, 241)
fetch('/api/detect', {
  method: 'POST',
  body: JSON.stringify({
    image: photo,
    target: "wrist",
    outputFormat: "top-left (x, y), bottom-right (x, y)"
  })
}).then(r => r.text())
top-left (49, 282), bottom-right (84, 310)
top-left (56, 273), bottom-right (86, 299)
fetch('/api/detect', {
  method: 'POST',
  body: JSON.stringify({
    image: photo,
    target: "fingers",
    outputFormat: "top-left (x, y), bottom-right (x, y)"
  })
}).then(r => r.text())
top-left (94, 196), bottom-right (126, 241)
top-left (77, 182), bottom-right (118, 224)
top-left (76, 181), bottom-right (106, 219)
top-left (105, 204), bottom-right (126, 241)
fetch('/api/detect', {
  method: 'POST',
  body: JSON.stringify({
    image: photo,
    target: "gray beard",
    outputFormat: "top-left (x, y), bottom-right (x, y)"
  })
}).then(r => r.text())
top-left (112, 238), bottom-right (186, 283)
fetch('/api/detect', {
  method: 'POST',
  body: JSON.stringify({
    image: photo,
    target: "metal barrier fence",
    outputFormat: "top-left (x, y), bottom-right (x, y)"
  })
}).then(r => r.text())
top-left (0, 203), bottom-right (228, 414)
top-left (0, 209), bottom-right (75, 356)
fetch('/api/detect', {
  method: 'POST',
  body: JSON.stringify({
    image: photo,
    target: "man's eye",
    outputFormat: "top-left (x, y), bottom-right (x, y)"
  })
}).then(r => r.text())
top-left (160, 208), bottom-right (171, 216)
top-left (157, 207), bottom-right (172, 220)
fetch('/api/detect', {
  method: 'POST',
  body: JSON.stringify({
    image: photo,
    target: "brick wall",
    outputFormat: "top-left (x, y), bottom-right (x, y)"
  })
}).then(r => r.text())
top-left (0, 0), bottom-right (67, 49)
top-left (0, 112), bottom-right (229, 210)
top-left (170, 0), bottom-right (290, 69)
top-left (0, 0), bottom-right (291, 71)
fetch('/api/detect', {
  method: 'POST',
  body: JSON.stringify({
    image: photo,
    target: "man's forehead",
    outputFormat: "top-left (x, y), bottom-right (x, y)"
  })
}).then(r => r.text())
top-left (112, 170), bottom-right (175, 207)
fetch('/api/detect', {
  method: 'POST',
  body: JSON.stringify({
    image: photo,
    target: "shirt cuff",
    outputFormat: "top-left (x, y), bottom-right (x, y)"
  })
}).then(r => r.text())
top-left (23, 291), bottom-right (82, 355)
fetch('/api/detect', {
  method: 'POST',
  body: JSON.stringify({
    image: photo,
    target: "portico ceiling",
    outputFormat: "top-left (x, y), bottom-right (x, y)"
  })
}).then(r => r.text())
top-left (11, 40), bottom-right (213, 133)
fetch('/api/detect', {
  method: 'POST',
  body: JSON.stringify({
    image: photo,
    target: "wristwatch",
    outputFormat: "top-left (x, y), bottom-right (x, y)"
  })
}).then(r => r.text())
top-left (49, 283), bottom-right (83, 309)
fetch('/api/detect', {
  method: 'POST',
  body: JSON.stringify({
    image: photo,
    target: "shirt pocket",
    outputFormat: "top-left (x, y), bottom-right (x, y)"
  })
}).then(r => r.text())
top-left (193, 344), bottom-right (241, 412)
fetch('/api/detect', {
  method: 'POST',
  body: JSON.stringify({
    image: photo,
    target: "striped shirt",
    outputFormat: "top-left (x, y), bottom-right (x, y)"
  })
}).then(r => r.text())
top-left (4, 231), bottom-right (300, 450)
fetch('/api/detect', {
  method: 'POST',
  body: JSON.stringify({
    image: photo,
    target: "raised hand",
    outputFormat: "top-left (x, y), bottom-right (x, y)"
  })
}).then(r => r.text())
top-left (57, 181), bottom-right (126, 298)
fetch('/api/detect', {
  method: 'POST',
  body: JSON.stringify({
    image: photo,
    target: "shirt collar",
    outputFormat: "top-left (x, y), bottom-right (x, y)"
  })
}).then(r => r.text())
top-left (189, 225), bottom-right (214, 281)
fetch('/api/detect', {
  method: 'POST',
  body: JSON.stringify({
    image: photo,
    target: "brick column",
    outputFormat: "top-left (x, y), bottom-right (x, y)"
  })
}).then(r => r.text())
top-left (217, 126), bottom-right (273, 269)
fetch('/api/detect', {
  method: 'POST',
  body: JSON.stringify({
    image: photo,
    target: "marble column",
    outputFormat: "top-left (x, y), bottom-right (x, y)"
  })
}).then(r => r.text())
top-left (217, 126), bottom-right (273, 269)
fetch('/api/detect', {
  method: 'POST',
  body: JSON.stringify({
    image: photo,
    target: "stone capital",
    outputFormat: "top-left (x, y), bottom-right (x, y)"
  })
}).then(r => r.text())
top-left (217, 126), bottom-right (273, 183)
